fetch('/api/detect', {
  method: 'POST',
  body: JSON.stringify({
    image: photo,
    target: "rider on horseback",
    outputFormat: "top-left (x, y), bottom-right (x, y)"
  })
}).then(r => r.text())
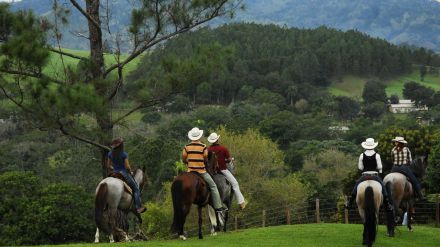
top-left (207, 132), bottom-right (248, 210)
top-left (107, 138), bottom-right (147, 214)
top-left (345, 138), bottom-right (393, 211)
top-left (182, 127), bottom-right (228, 214)
top-left (391, 136), bottom-right (425, 200)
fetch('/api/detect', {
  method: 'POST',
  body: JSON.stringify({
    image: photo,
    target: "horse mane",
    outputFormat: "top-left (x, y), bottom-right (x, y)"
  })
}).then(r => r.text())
top-left (207, 151), bottom-right (219, 175)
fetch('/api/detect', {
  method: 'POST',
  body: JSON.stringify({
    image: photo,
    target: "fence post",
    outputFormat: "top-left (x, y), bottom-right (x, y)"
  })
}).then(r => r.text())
top-left (262, 210), bottom-right (266, 227)
top-left (344, 208), bottom-right (349, 224)
top-left (235, 215), bottom-right (238, 230)
top-left (316, 198), bottom-right (320, 223)
top-left (436, 193), bottom-right (439, 227)
top-left (286, 207), bottom-right (291, 225)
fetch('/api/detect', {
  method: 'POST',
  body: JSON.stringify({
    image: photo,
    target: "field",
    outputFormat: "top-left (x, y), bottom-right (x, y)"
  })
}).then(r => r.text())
top-left (329, 72), bottom-right (440, 98)
top-left (37, 224), bottom-right (440, 247)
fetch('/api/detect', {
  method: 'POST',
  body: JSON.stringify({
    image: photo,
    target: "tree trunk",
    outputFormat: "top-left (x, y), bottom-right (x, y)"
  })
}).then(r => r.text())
top-left (86, 0), bottom-right (112, 177)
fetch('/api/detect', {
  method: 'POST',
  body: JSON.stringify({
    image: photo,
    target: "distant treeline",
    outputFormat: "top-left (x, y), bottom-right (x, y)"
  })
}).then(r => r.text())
top-left (128, 23), bottom-right (440, 105)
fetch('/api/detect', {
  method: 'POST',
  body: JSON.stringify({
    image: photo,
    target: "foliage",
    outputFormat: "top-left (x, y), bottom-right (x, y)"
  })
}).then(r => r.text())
top-left (403, 81), bottom-right (435, 106)
top-left (425, 139), bottom-right (440, 192)
top-left (0, 172), bottom-right (94, 245)
top-left (331, 96), bottom-right (360, 120)
top-left (141, 111), bottom-right (162, 125)
top-left (377, 127), bottom-right (434, 171)
top-left (362, 80), bottom-right (387, 104)
top-left (362, 101), bottom-right (386, 119)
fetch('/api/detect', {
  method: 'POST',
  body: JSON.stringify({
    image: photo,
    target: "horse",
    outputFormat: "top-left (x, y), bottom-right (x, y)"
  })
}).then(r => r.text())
top-left (356, 176), bottom-right (394, 246)
top-left (94, 167), bottom-right (147, 243)
top-left (170, 166), bottom-right (225, 240)
top-left (206, 151), bottom-right (233, 235)
top-left (383, 154), bottom-right (428, 232)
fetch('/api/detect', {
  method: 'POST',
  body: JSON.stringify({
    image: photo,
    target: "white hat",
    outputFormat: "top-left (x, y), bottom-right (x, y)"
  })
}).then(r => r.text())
top-left (188, 127), bottom-right (204, 141)
top-left (361, 138), bottom-right (378, 149)
top-left (392, 136), bottom-right (407, 144)
top-left (207, 133), bottom-right (220, 143)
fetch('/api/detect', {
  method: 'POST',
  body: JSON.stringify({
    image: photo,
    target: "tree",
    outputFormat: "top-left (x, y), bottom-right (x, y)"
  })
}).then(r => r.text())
top-left (389, 94), bottom-right (399, 104)
top-left (425, 140), bottom-right (440, 192)
top-left (403, 81), bottom-right (435, 106)
top-left (362, 101), bottom-right (386, 119)
top-left (0, 1), bottom-right (242, 176)
top-left (332, 96), bottom-right (360, 120)
top-left (420, 65), bottom-right (427, 81)
top-left (362, 80), bottom-right (387, 104)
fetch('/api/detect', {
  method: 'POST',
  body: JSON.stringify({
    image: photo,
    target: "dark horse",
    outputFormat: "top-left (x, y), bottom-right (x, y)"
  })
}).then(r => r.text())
top-left (384, 155), bottom-right (427, 233)
top-left (171, 153), bottom-right (226, 240)
top-left (94, 167), bottom-right (147, 243)
top-left (356, 177), bottom-right (395, 247)
top-left (206, 152), bottom-right (233, 235)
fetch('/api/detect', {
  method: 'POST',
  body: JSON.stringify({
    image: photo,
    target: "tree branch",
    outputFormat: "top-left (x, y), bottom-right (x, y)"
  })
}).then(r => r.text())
top-left (69, 0), bottom-right (101, 33)
top-left (48, 47), bottom-right (87, 60)
top-left (112, 98), bottom-right (164, 126)
top-left (0, 79), bottom-right (33, 114)
top-left (57, 119), bottom-right (111, 151)
top-left (0, 68), bottom-right (66, 84)
top-left (104, 1), bottom-right (229, 77)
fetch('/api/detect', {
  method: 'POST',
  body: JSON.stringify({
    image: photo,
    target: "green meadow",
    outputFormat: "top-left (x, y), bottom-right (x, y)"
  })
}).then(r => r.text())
top-left (37, 224), bottom-right (440, 247)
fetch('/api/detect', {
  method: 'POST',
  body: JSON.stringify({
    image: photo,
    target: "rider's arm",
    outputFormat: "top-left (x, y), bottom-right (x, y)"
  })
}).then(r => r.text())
top-left (182, 148), bottom-right (188, 164)
top-left (124, 159), bottom-right (132, 173)
top-left (358, 154), bottom-right (364, 171)
top-left (406, 147), bottom-right (412, 165)
top-left (203, 147), bottom-right (208, 163)
top-left (106, 157), bottom-right (113, 170)
top-left (224, 147), bottom-right (231, 163)
top-left (376, 153), bottom-right (383, 173)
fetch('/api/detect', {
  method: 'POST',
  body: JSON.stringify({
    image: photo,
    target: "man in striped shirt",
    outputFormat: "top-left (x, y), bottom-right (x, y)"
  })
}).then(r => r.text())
top-left (182, 127), bottom-right (228, 213)
top-left (391, 136), bottom-right (424, 200)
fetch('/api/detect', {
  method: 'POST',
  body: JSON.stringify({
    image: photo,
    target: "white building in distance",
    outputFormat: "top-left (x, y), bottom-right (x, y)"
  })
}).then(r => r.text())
top-left (389, 99), bottom-right (428, 113)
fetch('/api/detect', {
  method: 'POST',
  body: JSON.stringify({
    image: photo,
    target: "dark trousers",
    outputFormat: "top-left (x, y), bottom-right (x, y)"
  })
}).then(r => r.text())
top-left (119, 170), bottom-right (143, 209)
top-left (349, 175), bottom-right (389, 203)
top-left (391, 165), bottom-right (422, 194)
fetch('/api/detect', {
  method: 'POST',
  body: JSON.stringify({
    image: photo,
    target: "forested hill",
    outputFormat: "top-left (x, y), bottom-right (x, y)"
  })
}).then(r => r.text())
top-left (8, 0), bottom-right (440, 51)
top-left (127, 23), bottom-right (440, 105)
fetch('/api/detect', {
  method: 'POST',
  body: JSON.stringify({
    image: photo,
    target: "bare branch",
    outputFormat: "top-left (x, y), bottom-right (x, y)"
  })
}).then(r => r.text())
top-left (107, 65), bottom-right (123, 101)
top-left (112, 97), bottom-right (164, 126)
top-left (104, 1), bottom-right (230, 77)
top-left (57, 119), bottom-right (111, 151)
top-left (0, 68), bottom-right (66, 84)
top-left (0, 78), bottom-right (33, 114)
top-left (48, 47), bottom-right (87, 60)
top-left (69, 30), bottom-right (90, 40)
top-left (69, 0), bottom-right (102, 33)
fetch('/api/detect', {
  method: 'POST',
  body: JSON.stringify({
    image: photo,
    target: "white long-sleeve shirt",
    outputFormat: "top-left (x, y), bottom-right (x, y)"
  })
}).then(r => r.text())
top-left (358, 150), bottom-right (383, 173)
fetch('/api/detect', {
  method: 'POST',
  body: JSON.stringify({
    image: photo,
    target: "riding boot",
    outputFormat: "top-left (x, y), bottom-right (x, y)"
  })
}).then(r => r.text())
top-left (416, 189), bottom-right (425, 201)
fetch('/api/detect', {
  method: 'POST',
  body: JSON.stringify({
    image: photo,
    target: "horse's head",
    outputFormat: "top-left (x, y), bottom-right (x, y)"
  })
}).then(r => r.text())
top-left (134, 166), bottom-right (148, 192)
top-left (411, 154), bottom-right (428, 179)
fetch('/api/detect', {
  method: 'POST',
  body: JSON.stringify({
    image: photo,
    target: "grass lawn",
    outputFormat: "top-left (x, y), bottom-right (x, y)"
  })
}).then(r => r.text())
top-left (37, 224), bottom-right (440, 247)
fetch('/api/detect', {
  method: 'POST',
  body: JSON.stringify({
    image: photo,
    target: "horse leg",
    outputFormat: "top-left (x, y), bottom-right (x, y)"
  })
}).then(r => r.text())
top-left (198, 206), bottom-right (203, 239)
top-left (94, 228), bottom-right (100, 243)
top-left (109, 234), bottom-right (115, 243)
top-left (207, 205), bottom-right (217, 236)
top-left (179, 204), bottom-right (190, 240)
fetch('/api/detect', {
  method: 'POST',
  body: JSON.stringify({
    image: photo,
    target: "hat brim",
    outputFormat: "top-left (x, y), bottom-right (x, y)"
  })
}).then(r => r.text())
top-left (392, 139), bottom-right (407, 144)
top-left (362, 142), bottom-right (378, 149)
top-left (207, 136), bottom-right (220, 143)
top-left (188, 130), bottom-right (204, 141)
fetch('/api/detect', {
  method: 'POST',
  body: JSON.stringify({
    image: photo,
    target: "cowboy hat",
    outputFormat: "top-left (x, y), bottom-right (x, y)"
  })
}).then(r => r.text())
top-left (110, 137), bottom-right (124, 148)
top-left (188, 127), bottom-right (204, 141)
top-left (392, 136), bottom-right (407, 144)
top-left (207, 132), bottom-right (220, 143)
top-left (361, 138), bottom-right (378, 149)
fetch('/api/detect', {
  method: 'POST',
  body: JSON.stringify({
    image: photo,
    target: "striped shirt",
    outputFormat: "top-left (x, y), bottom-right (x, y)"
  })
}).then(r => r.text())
top-left (182, 141), bottom-right (208, 173)
top-left (391, 147), bottom-right (412, 166)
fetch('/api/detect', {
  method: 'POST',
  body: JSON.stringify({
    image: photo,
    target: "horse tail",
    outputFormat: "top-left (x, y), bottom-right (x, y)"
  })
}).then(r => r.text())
top-left (95, 183), bottom-right (109, 233)
top-left (171, 179), bottom-right (184, 233)
top-left (364, 186), bottom-right (377, 244)
top-left (385, 181), bottom-right (393, 205)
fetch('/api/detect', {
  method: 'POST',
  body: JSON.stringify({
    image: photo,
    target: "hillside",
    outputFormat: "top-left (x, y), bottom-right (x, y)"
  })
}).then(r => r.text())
top-left (8, 0), bottom-right (440, 51)
top-left (38, 224), bottom-right (440, 247)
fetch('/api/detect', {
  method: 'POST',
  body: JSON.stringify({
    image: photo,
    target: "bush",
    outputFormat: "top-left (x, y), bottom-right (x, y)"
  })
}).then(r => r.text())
top-left (141, 111), bottom-right (162, 124)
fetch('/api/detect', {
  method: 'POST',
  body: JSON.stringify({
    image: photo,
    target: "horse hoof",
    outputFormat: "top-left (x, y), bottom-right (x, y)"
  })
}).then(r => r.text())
top-left (211, 232), bottom-right (217, 236)
top-left (179, 235), bottom-right (187, 241)
top-left (409, 228), bottom-right (414, 232)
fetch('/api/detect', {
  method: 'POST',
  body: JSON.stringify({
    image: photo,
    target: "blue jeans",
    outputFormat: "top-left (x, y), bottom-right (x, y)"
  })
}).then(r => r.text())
top-left (119, 170), bottom-right (142, 209)
top-left (391, 165), bottom-right (422, 193)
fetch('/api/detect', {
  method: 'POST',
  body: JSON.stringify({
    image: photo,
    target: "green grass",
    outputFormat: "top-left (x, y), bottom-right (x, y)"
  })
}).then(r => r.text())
top-left (37, 224), bottom-right (440, 247)
top-left (329, 72), bottom-right (440, 98)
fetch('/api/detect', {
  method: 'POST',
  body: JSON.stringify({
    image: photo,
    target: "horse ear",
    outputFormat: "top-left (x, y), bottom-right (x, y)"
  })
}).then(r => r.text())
top-left (142, 165), bottom-right (146, 173)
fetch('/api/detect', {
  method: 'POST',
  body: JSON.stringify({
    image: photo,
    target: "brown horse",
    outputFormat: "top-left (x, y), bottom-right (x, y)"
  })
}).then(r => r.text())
top-left (384, 155), bottom-right (427, 233)
top-left (170, 162), bottom-right (225, 240)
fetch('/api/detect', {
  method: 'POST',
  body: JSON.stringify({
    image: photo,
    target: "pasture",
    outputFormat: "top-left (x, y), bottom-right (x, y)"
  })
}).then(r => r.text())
top-left (38, 224), bottom-right (440, 247)
top-left (329, 72), bottom-right (440, 98)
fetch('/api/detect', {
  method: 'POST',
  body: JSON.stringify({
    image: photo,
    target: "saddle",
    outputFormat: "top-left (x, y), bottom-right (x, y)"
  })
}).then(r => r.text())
top-left (108, 172), bottom-right (133, 195)
top-left (361, 171), bottom-right (378, 180)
